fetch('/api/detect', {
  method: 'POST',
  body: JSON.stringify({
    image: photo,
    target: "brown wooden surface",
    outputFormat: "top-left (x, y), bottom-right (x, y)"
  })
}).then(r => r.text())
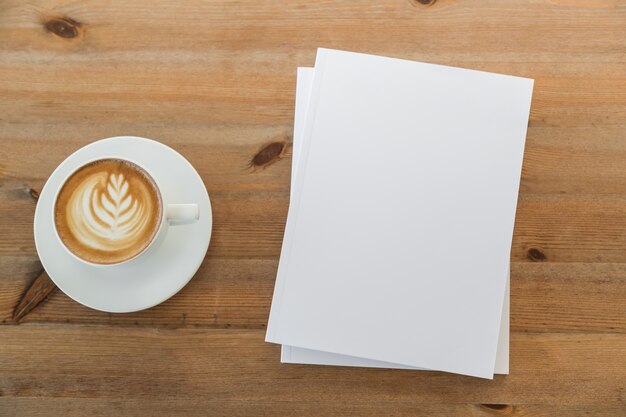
top-left (1, 0), bottom-right (625, 415)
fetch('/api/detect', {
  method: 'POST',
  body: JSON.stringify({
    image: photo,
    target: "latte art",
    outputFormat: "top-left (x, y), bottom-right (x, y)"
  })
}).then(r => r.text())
top-left (70, 172), bottom-right (149, 250)
top-left (55, 159), bottom-right (162, 264)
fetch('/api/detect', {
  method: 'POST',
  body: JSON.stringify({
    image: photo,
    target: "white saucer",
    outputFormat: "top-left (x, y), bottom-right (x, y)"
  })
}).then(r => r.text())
top-left (34, 136), bottom-right (212, 313)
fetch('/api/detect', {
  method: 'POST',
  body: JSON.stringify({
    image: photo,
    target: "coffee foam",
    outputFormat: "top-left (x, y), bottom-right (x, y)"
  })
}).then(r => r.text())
top-left (54, 159), bottom-right (162, 264)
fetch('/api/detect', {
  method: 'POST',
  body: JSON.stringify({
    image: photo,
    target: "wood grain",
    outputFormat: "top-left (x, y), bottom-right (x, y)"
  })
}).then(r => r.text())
top-left (1, 258), bottom-right (624, 335)
top-left (1, 0), bottom-right (625, 415)
top-left (0, 327), bottom-right (624, 407)
top-left (12, 269), bottom-right (57, 322)
top-left (1, 400), bottom-right (624, 417)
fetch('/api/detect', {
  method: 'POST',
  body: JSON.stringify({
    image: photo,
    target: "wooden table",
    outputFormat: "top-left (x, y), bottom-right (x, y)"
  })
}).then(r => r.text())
top-left (1, 1), bottom-right (625, 415)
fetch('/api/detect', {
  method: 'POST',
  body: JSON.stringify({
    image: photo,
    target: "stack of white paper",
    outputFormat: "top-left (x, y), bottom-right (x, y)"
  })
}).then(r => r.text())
top-left (266, 49), bottom-right (533, 379)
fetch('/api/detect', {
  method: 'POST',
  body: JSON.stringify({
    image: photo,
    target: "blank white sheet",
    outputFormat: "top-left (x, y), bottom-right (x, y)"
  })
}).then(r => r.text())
top-left (281, 67), bottom-right (509, 375)
top-left (267, 49), bottom-right (532, 378)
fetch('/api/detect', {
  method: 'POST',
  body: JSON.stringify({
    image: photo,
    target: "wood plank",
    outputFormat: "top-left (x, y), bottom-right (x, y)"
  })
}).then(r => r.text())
top-left (0, 326), bottom-right (624, 407)
top-left (522, 127), bottom-right (626, 195)
top-left (0, 126), bottom-right (295, 193)
top-left (0, 256), bottom-right (277, 327)
top-left (1, 398), bottom-right (623, 417)
top-left (2, 0), bottom-right (625, 55)
top-left (6, 190), bottom-right (626, 262)
top-left (1, 258), bottom-right (624, 334)
top-left (510, 263), bottom-right (626, 333)
top-left (2, 128), bottom-right (626, 200)
top-left (1, 75), bottom-right (624, 128)
top-left (5, 126), bottom-right (626, 196)
top-left (513, 194), bottom-right (626, 263)
top-left (0, 325), bottom-right (626, 411)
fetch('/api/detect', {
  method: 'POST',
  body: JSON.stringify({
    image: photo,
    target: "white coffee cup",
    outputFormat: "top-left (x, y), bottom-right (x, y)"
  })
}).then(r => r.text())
top-left (52, 156), bottom-right (199, 267)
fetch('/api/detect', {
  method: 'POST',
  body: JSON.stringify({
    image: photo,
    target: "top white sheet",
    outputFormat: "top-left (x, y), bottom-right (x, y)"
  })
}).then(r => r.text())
top-left (281, 67), bottom-right (509, 376)
top-left (266, 49), bottom-right (533, 378)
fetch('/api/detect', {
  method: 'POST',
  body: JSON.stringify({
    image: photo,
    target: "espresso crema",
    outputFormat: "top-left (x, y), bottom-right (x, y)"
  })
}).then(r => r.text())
top-left (54, 159), bottom-right (162, 264)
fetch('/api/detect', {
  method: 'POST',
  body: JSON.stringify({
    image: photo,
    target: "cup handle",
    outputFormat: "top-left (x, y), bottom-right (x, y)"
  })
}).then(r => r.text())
top-left (166, 204), bottom-right (199, 225)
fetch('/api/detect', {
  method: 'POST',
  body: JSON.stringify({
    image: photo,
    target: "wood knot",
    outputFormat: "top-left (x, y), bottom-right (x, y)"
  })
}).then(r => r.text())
top-left (249, 141), bottom-right (286, 169)
top-left (29, 188), bottom-right (40, 201)
top-left (43, 16), bottom-right (82, 39)
top-left (410, 0), bottom-right (437, 6)
top-left (480, 404), bottom-right (514, 414)
top-left (527, 247), bottom-right (547, 262)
